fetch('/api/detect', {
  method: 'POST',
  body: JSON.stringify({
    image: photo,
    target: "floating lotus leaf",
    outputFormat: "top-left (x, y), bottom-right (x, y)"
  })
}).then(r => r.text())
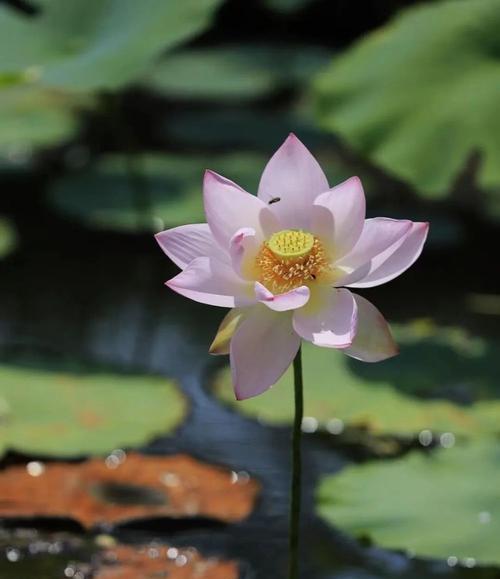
top-left (0, 453), bottom-right (259, 528)
top-left (314, 0), bottom-right (500, 201)
top-left (0, 362), bottom-right (186, 458)
top-left (213, 323), bottom-right (500, 438)
top-left (317, 441), bottom-right (500, 565)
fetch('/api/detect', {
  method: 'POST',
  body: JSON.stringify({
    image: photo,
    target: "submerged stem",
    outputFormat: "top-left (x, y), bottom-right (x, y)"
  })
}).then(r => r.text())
top-left (289, 345), bottom-right (303, 579)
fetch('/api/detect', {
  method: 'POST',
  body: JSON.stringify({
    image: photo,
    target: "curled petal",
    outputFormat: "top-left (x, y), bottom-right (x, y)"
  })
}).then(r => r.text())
top-left (231, 306), bottom-right (300, 400)
top-left (258, 133), bottom-right (329, 230)
top-left (203, 170), bottom-right (268, 250)
top-left (343, 294), bottom-right (398, 362)
top-left (155, 224), bottom-right (219, 270)
top-left (293, 288), bottom-right (358, 348)
top-left (166, 256), bottom-right (253, 308)
top-left (209, 308), bottom-right (247, 355)
top-left (312, 177), bottom-right (366, 259)
top-left (255, 282), bottom-right (310, 312)
top-left (229, 227), bottom-right (260, 279)
top-left (347, 222), bottom-right (429, 288)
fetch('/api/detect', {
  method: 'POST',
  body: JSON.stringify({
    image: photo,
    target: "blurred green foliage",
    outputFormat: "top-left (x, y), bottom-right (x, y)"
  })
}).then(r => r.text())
top-left (318, 441), bottom-right (500, 564)
top-left (314, 0), bottom-right (500, 210)
top-left (0, 217), bottom-right (18, 259)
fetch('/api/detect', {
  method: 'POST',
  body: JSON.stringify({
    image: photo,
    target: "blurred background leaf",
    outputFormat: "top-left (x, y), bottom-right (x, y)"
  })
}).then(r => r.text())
top-left (0, 361), bottom-right (186, 458)
top-left (317, 441), bottom-right (500, 565)
top-left (313, 0), bottom-right (500, 215)
top-left (0, 0), bottom-right (224, 91)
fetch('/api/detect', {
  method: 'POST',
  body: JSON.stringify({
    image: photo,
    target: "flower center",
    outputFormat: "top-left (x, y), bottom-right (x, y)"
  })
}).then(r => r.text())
top-left (267, 230), bottom-right (315, 258)
top-left (255, 229), bottom-right (331, 294)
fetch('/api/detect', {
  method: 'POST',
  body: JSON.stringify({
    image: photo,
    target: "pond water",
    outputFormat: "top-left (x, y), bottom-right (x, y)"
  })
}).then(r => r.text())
top-left (0, 198), bottom-right (499, 579)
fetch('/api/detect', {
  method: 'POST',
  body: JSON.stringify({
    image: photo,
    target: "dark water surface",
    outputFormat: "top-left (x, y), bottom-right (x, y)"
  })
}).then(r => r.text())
top-left (0, 205), bottom-right (499, 579)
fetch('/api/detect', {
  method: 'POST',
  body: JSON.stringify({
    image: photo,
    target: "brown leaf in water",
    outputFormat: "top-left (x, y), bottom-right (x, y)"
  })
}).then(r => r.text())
top-left (0, 453), bottom-right (259, 528)
top-left (94, 544), bottom-right (239, 579)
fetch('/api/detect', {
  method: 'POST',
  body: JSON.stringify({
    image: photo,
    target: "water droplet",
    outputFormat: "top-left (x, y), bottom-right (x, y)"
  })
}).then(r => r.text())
top-left (64, 565), bottom-right (76, 578)
top-left (148, 547), bottom-right (160, 559)
top-left (175, 554), bottom-right (188, 567)
top-left (446, 556), bottom-right (458, 567)
top-left (160, 472), bottom-right (180, 487)
top-left (418, 429), bottom-right (433, 447)
top-left (26, 461), bottom-right (45, 477)
top-left (167, 547), bottom-right (178, 560)
top-left (463, 557), bottom-right (476, 568)
top-left (440, 432), bottom-right (455, 448)
top-left (105, 455), bottom-right (121, 469)
top-left (478, 511), bottom-right (491, 524)
top-left (326, 418), bottom-right (344, 435)
top-left (301, 416), bottom-right (318, 433)
top-left (5, 547), bottom-right (20, 562)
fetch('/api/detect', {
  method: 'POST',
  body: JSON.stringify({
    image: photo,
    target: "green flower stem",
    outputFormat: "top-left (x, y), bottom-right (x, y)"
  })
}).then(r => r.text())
top-left (289, 345), bottom-right (303, 579)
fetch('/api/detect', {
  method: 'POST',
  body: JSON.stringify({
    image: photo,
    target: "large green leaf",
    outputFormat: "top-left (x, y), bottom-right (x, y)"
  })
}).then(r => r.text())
top-left (213, 323), bottom-right (500, 438)
top-left (0, 362), bottom-right (186, 458)
top-left (0, 0), bottom-right (223, 91)
top-left (313, 0), bottom-right (500, 198)
top-left (48, 153), bottom-right (269, 232)
top-left (317, 441), bottom-right (500, 565)
top-left (0, 86), bottom-right (82, 154)
top-left (146, 45), bottom-right (329, 100)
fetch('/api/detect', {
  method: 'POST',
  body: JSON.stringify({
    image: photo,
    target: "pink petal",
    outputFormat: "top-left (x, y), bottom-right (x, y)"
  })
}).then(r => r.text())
top-left (333, 218), bottom-right (412, 285)
top-left (229, 227), bottom-right (260, 279)
top-left (292, 288), bottom-right (358, 348)
top-left (347, 222), bottom-right (429, 288)
top-left (255, 282), bottom-right (310, 312)
top-left (230, 306), bottom-right (300, 400)
top-left (312, 177), bottom-right (366, 259)
top-left (203, 170), bottom-right (269, 250)
top-left (343, 294), bottom-right (398, 362)
top-left (257, 133), bottom-right (329, 230)
top-left (166, 256), bottom-right (253, 308)
top-left (155, 223), bottom-right (219, 269)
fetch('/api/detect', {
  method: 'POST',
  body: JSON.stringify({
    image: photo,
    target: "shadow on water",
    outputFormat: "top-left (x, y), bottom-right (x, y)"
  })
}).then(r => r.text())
top-left (1, 208), bottom-right (500, 578)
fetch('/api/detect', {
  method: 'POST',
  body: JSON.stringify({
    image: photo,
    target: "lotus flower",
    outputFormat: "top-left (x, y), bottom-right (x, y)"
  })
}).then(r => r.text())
top-left (156, 135), bottom-right (428, 400)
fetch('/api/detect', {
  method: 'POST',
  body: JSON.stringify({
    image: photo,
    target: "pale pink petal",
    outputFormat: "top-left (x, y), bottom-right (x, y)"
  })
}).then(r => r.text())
top-left (229, 228), bottom-right (260, 279)
top-left (312, 177), bottom-right (366, 259)
top-left (257, 133), bottom-right (329, 230)
top-left (292, 288), bottom-right (357, 348)
top-left (337, 218), bottom-right (412, 270)
top-left (255, 282), bottom-right (310, 312)
top-left (347, 222), bottom-right (429, 288)
top-left (230, 306), bottom-right (300, 400)
top-left (166, 256), bottom-right (253, 308)
top-left (343, 294), bottom-right (398, 362)
top-left (155, 224), bottom-right (220, 270)
top-left (203, 170), bottom-right (269, 249)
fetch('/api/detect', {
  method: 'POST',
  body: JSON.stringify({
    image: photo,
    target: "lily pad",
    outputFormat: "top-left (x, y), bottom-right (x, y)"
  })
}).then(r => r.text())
top-left (0, 0), bottom-right (224, 91)
top-left (0, 453), bottom-right (259, 528)
top-left (146, 45), bottom-right (329, 101)
top-left (317, 441), bottom-right (500, 565)
top-left (48, 153), bottom-right (269, 232)
top-left (0, 362), bottom-right (186, 458)
top-left (213, 323), bottom-right (500, 438)
top-left (313, 0), bottom-right (500, 198)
